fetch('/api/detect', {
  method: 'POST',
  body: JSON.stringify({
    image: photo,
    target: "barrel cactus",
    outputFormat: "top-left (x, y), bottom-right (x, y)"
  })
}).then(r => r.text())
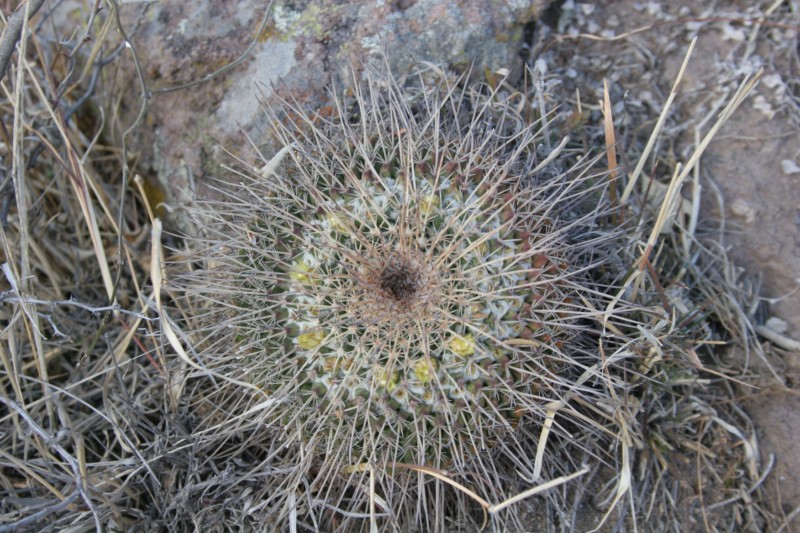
top-left (174, 66), bottom-right (640, 530)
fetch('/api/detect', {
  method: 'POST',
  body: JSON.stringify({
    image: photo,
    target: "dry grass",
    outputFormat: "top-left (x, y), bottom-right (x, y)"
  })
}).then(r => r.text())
top-left (0, 2), bottom-right (792, 532)
top-left (0, 2), bottom-right (159, 530)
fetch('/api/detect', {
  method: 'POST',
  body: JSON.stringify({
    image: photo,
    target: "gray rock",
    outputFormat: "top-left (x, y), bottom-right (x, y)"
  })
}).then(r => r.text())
top-left (114, 0), bottom-right (554, 217)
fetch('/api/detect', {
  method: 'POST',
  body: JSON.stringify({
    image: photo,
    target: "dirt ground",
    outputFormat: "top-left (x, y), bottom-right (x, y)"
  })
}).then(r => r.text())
top-left (543, 0), bottom-right (800, 525)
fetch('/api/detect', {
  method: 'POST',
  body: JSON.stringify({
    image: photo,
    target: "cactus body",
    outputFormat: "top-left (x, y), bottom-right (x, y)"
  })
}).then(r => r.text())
top-left (178, 68), bottom-right (633, 530)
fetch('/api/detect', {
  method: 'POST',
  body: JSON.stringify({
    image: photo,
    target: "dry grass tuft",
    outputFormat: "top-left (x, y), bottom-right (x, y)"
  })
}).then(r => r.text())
top-left (0, 3), bottom-right (160, 530)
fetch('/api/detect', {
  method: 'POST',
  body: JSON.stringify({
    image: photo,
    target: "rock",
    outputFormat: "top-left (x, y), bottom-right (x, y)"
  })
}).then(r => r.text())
top-left (105, 0), bottom-right (555, 222)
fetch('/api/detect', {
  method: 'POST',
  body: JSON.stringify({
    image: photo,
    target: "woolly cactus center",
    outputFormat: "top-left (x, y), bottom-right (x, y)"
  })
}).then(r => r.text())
top-left (358, 250), bottom-right (441, 321)
top-left (380, 257), bottom-right (418, 300)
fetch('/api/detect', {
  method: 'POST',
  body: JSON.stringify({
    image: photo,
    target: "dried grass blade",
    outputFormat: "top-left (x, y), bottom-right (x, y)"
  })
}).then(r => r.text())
top-left (590, 423), bottom-right (633, 532)
top-left (645, 68), bottom-right (762, 250)
top-left (530, 136), bottom-right (569, 174)
top-left (347, 462), bottom-right (492, 510)
top-left (489, 466), bottom-right (590, 513)
top-left (533, 405), bottom-right (558, 480)
top-left (608, 58), bottom-right (761, 321)
top-left (621, 37), bottom-right (697, 203)
top-left (21, 59), bottom-right (116, 302)
top-left (9, 30), bottom-right (52, 414)
top-left (602, 79), bottom-right (618, 209)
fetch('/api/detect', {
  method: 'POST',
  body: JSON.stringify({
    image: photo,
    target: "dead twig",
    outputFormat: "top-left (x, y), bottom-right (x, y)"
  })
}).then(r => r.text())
top-left (0, 0), bottom-right (47, 81)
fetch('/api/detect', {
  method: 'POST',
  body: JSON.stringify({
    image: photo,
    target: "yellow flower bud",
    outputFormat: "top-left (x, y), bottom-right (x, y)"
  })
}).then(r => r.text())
top-left (374, 366), bottom-right (399, 392)
top-left (297, 329), bottom-right (327, 349)
top-left (420, 195), bottom-right (440, 215)
top-left (289, 259), bottom-right (313, 283)
top-left (449, 334), bottom-right (475, 357)
top-left (413, 358), bottom-right (439, 384)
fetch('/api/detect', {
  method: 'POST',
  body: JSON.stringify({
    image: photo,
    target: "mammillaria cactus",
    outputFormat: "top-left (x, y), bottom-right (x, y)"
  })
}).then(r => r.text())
top-left (173, 65), bottom-right (649, 531)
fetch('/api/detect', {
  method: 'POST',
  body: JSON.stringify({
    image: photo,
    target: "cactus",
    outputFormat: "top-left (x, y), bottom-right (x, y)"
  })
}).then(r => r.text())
top-left (174, 67), bottom-right (643, 531)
